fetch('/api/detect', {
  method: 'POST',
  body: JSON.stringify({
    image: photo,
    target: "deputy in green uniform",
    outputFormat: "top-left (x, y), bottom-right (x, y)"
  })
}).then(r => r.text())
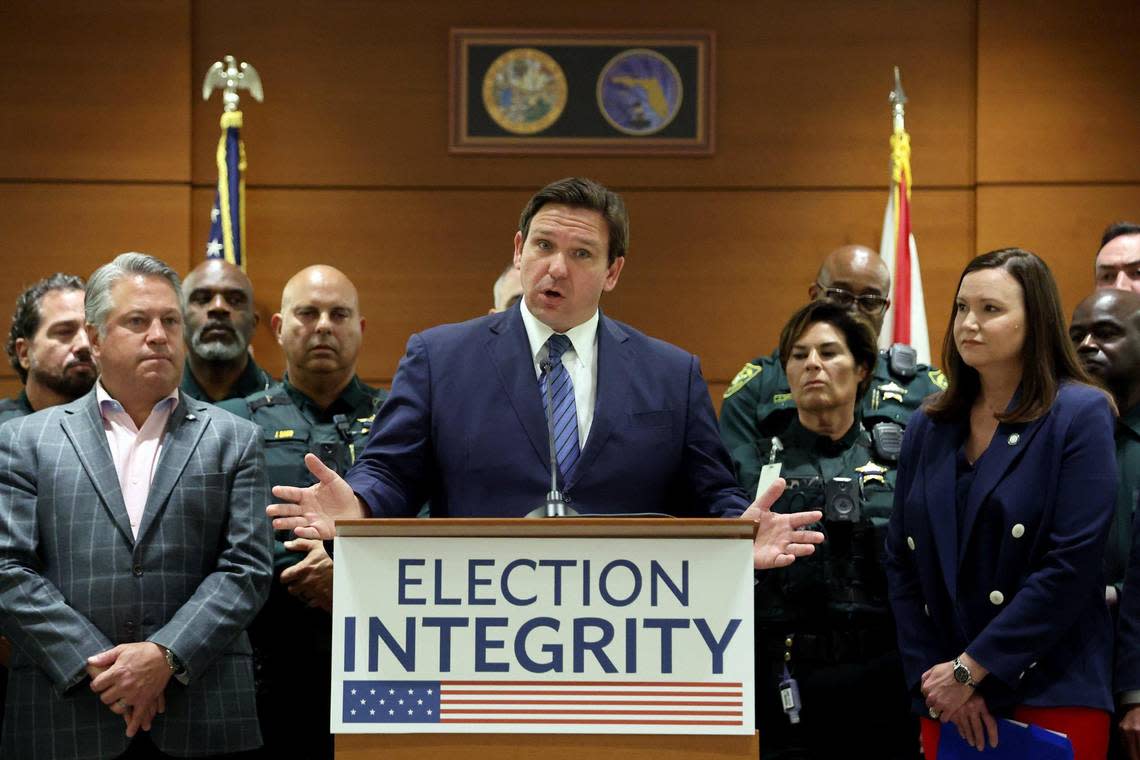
top-left (220, 265), bottom-right (385, 760)
top-left (1070, 290), bottom-right (1140, 608)
top-left (750, 300), bottom-right (917, 759)
top-left (720, 245), bottom-right (944, 476)
top-left (180, 258), bottom-right (273, 402)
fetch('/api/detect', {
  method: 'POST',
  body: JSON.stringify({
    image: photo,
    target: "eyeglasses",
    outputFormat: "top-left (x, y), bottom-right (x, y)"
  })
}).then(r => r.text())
top-left (814, 283), bottom-right (890, 315)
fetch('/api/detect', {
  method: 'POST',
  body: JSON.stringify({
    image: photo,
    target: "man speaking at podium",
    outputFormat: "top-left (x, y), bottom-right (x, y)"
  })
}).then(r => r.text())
top-left (269, 177), bottom-right (822, 570)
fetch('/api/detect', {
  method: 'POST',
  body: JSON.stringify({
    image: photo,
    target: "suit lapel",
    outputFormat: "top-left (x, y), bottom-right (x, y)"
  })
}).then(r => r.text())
top-left (136, 394), bottom-right (208, 542)
top-left (568, 314), bottom-right (629, 489)
top-left (60, 393), bottom-right (134, 547)
top-left (923, 420), bottom-right (962, 601)
top-left (486, 308), bottom-right (550, 468)
top-left (957, 414), bottom-right (1048, 566)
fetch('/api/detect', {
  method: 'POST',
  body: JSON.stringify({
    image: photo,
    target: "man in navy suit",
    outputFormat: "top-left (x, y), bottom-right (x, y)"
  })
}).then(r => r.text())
top-left (269, 177), bottom-right (822, 569)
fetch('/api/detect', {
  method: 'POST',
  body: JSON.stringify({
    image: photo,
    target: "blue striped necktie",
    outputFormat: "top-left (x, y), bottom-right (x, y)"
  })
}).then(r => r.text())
top-left (541, 333), bottom-right (580, 482)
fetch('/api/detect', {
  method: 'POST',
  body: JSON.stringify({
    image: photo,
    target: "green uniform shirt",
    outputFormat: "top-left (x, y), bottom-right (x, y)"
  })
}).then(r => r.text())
top-left (720, 345), bottom-right (944, 490)
top-left (1107, 404), bottom-right (1140, 595)
top-left (752, 417), bottom-right (897, 629)
top-left (219, 376), bottom-right (387, 572)
top-left (0, 391), bottom-right (33, 425)
top-left (180, 355), bottom-right (274, 403)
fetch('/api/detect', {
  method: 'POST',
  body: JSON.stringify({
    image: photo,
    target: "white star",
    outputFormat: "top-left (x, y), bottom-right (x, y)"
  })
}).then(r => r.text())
top-left (398, 699), bottom-right (404, 705)
top-left (407, 709), bottom-right (413, 715)
top-left (389, 689), bottom-right (395, 695)
top-left (370, 689), bottom-right (376, 695)
top-left (417, 699), bottom-right (423, 705)
top-left (427, 688), bottom-right (434, 695)
top-left (210, 206), bottom-right (220, 222)
top-left (379, 699), bottom-right (385, 705)
top-left (408, 688), bottom-right (414, 694)
top-left (427, 709), bottom-right (433, 715)
top-left (388, 709), bottom-right (394, 715)
top-left (360, 698), bottom-right (366, 705)
top-left (350, 689), bottom-right (357, 695)
top-left (350, 708), bottom-right (356, 715)
top-left (370, 709), bottom-right (375, 715)
top-left (206, 239), bottom-right (223, 256)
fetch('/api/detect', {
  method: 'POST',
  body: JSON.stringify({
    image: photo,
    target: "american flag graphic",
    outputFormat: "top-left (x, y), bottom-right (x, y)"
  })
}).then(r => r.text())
top-left (342, 679), bottom-right (744, 727)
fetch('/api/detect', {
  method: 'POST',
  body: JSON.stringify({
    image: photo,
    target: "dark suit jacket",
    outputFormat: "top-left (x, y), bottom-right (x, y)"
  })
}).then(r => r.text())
top-left (0, 391), bottom-right (273, 759)
top-left (345, 305), bottom-right (749, 518)
top-left (884, 382), bottom-right (1117, 713)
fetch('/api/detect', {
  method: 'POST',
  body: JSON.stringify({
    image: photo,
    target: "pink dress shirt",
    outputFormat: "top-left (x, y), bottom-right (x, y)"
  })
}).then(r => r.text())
top-left (96, 383), bottom-right (179, 539)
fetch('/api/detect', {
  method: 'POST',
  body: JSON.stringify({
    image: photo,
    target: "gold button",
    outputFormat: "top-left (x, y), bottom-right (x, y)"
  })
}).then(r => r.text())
top-left (907, 536), bottom-right (916, 551)
top-left (784, 637), bottom-right (793, 648)
top-left (989, 590), bottom-right (1004, 605)
top-left (784, 652), bottom-right (791, 662)
top-left (1011, 523), bottom-right (1025, 538)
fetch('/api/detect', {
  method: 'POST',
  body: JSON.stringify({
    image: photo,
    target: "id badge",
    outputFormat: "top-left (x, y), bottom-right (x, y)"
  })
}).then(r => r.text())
top-left (756, 463), bottom-right (783, 500)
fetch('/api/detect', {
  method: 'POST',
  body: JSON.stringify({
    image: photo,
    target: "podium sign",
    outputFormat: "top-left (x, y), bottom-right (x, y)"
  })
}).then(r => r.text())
top-left (331, 519), bottom-right (754, 736)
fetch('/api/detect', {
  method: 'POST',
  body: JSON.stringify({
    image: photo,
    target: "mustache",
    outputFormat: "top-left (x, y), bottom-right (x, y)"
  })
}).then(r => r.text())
top-left (64, 354), bottom-right (96, 371)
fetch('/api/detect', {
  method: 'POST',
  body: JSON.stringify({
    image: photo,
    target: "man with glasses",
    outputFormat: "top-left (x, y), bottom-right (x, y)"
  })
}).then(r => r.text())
top-left (719, 245), bottom-right (945, 491)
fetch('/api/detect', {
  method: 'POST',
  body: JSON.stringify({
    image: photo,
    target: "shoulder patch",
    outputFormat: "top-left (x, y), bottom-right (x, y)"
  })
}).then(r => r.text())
top-left (723, 362), bottom-right (763, 399)
top-left (928, 369), bottom-right (948, 390)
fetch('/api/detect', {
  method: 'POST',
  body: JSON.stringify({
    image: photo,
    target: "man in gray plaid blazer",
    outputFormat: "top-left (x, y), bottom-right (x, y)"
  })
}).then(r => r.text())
top-left (0, 253), bottom-right (272, 759)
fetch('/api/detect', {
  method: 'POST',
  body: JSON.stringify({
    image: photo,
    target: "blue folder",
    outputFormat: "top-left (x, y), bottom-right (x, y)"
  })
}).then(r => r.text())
top-left (937, 718), bottom-right (1073, 759)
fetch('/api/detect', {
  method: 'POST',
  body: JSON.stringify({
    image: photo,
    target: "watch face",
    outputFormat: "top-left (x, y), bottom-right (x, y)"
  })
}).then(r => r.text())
top-left (953, 663), bottom-right (969, 683)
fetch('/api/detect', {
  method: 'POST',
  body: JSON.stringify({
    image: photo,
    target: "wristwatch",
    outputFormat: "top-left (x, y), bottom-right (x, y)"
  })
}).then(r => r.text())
top-left (952, 657), bottom-right (977, 687)
top-left (160, 645), bottom-right (187, 678)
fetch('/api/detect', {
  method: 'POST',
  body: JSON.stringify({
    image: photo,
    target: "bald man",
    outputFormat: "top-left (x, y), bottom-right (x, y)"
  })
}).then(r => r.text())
top-left (490, 262), bottom-right (524, 313)
top-left (180, 258), bottom-right (273, 402)
top-left (719, 244), bottom-right (946, 495)
top-left (1070, 290), bottom-right (1140, 609)
top-left (219, 265), bottom-right (386, 760)
top-left (1095, 221), bottom-right (1140, 293)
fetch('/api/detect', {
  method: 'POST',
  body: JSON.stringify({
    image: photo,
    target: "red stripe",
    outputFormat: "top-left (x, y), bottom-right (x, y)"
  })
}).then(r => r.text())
top-left (441, 709), bottom-right (743, 716)
top-left (441, 699), bottom-right (743, 706)
top-left (441, 689), bottom-right (739, 697)
top-left (440, 718), bottom-right (743, 725)
top-left (442, 680), bottom-right (741, 687)
top-left (893, 172), bottom-right (912, 345)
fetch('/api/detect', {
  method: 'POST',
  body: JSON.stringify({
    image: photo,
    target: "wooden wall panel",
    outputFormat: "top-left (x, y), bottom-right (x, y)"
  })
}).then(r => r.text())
top-left (978, 0), bottom-right (1140, 183)
top-left (187, 186), bottom-right (971, 389)
top-left (0, 183), bottom-right (192, 392)
top-left (0, 1), bottom-right (191, 181)
top-left (190, 0), bottom-right (974, 189)
top-left (976, 184), bottom-right (1140, 319)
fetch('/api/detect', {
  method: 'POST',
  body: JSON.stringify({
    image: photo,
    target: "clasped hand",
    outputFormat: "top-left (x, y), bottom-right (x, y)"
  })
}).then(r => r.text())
top-left (87, 642), bottom-right (172, 737)
top-left (922, 660), bottom-right (998, 750)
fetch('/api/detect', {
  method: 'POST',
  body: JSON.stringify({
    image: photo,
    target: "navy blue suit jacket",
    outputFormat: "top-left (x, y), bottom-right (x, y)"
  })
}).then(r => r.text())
top-left (884, 383), bottom-right (1117, 713)
top-left (344, 305), bottom-right (749, 518)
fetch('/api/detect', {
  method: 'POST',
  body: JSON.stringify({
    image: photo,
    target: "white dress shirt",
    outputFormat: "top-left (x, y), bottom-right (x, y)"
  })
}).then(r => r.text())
top-left (519, 299), bottom-right (599, 448)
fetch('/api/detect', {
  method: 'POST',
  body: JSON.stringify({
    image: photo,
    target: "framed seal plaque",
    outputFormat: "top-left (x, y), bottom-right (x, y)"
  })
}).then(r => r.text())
top-left (449, 29), bottom-right (714, 155)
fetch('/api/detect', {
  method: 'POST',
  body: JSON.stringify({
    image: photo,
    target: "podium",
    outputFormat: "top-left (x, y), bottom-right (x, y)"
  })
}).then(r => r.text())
top-left (331, 518), bottom-right (759, 759)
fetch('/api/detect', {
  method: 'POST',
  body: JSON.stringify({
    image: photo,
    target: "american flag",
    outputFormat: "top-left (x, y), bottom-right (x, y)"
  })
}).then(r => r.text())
top-left (342, 679), bottom-right (744, 727)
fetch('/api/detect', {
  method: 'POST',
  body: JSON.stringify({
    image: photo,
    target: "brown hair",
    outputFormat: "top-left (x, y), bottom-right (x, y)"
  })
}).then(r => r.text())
top-left (926, 247), bottom-right (1110, 423)
top-left (777, 300), bottom-right (879, 399)
top-left (518, 177), bottom-right (629, 265)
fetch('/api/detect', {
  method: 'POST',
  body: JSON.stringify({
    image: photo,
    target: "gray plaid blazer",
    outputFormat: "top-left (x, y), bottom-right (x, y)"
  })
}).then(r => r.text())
top-left (0, 390), bottom-right (272, 759)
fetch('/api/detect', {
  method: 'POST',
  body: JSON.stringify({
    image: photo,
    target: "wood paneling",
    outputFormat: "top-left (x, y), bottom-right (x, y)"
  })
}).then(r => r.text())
top-left (190, 0), bottom-right (974, 189)
top-left (978, 0), bottom-right (1140, 183)
top-left (0, 183), bottom-right (191, 384)
top-left (0, 2), bottom-right (190, 181)
top-left (976, 184), bottom-right (1140, 318)
top-left (187, 186), bottom-right (971, 387)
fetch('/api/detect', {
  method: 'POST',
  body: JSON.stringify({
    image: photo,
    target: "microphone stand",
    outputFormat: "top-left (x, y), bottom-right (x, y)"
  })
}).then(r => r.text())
top-left (528, 360), bottom-right (578, 518)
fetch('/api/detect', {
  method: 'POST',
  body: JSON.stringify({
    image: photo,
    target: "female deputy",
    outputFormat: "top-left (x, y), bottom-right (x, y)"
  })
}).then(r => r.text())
top-left (752, 300), bottom-right (917, 759)
top-left (884, 248), bottom-right (1117, 759)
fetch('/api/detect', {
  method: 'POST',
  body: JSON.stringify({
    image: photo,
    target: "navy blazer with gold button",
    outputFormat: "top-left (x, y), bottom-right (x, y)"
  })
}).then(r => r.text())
top-left (884, 382), bottom-right (1117, 713)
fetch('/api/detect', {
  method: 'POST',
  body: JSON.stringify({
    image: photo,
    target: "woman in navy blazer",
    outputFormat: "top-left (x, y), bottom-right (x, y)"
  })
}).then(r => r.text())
top-left (884, 248), bottom-right (1117, 759)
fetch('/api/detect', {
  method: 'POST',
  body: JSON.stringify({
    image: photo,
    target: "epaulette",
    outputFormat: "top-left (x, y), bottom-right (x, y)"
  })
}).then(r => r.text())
top-left (248, 391), bottom-right (293, 412)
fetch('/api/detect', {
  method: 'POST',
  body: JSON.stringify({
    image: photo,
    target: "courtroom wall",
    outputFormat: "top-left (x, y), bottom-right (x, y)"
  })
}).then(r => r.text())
top-left (1, 0), bottom-right (1137, 405)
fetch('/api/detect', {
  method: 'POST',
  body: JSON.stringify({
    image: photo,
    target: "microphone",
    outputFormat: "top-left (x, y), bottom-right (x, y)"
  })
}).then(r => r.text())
top-left (527, 360), bottom-right (579, 518)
